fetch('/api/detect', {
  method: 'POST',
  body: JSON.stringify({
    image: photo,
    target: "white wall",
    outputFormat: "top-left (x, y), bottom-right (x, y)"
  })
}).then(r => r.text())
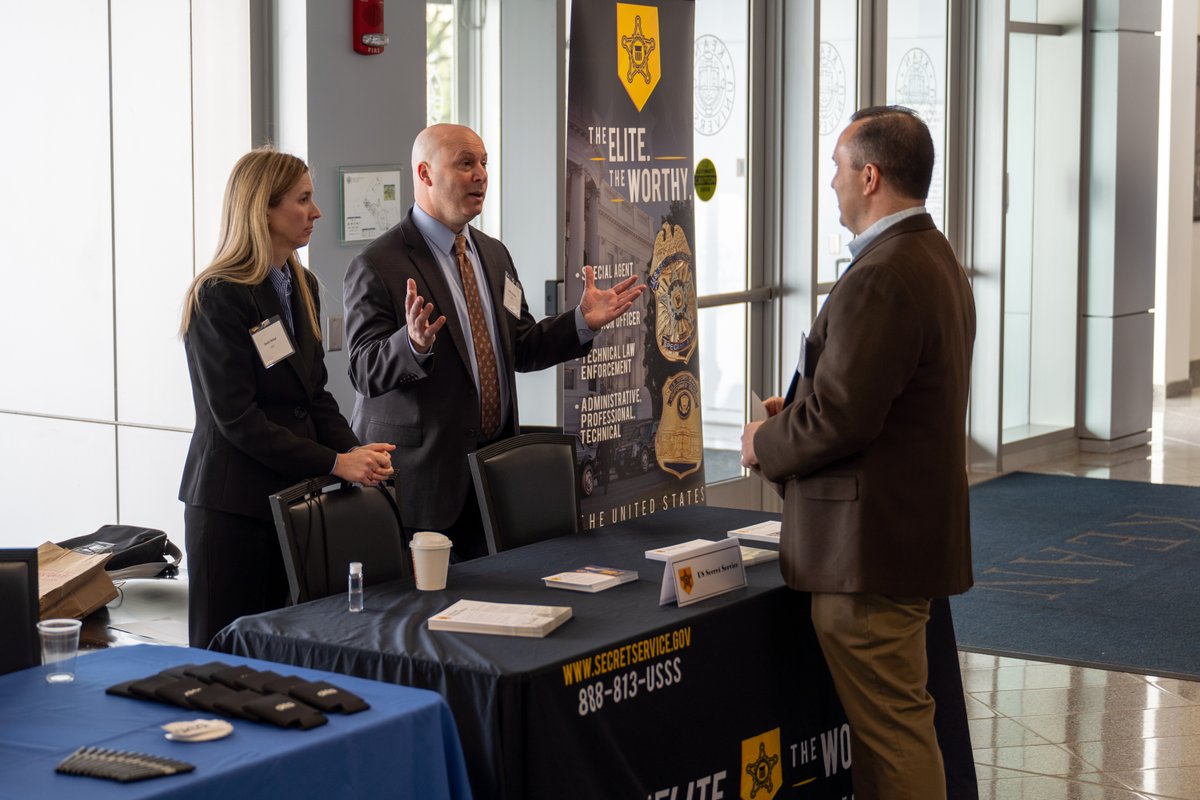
top-left (0, 1), bottom-right (249, 550)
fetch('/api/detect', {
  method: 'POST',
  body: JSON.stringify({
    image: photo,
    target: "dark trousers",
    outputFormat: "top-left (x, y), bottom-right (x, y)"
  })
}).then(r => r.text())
top-left (184, 504), bottom-right (289, 648)
top-left (927, 597), bottom-right (979, 800)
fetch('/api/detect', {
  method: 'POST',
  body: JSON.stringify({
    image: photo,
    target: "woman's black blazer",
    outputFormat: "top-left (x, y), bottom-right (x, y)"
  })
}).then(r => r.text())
top-left (179, 272), bottom-right (359, 520)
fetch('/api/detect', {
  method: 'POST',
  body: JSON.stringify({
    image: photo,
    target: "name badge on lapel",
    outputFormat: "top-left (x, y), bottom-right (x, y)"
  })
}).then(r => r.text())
top-left (502, 273), bottom-right (522, 319)
top-left (249, 316), bottom-right (296, 368)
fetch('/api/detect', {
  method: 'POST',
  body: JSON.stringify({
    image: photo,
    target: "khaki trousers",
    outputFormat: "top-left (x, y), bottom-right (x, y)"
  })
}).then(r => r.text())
top-left (811, 592), bottom-right (945, 800)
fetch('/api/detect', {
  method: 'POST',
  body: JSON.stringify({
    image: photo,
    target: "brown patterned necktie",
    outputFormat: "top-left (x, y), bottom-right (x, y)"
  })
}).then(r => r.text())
top-left (453, 234), bottom-right (501, 439)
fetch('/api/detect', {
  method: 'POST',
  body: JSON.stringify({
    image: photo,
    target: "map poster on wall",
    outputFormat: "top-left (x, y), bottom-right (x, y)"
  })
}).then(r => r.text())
top-left (340, 166), bottom-right (403, 243)
top-left (564, 0), bottom-right (706, 531)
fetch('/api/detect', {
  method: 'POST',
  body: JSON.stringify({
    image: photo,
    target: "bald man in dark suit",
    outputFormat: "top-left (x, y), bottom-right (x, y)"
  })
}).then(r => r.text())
top-left (742, 107), bottom-right (976, 800)
top-left (344, 124), bottom-right (643, 559)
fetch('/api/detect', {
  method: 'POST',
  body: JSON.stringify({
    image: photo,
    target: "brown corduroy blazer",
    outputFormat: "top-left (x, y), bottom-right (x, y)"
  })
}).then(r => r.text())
top-left (755, 212), bottom-right (976, 597)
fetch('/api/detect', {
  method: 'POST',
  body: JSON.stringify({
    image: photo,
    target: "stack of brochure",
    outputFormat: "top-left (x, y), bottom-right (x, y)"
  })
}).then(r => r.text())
top-left (427, 599), bottom-right (572, 638)
top-left (738, 545), bottom-right (779, 566)
top-left (726, 520), bottom-right (782, 545)
top-left (543, 565), bottom-right (639, 592)
top-left (644, 539), bottom-right (722, 562)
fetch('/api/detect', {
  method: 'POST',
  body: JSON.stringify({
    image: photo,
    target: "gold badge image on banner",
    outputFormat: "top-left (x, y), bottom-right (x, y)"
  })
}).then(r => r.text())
top-left (649, 222), bottom-right (697, 364)
top-left (656, 371), bottom-right (702, 478)
top-left (616, 3), bottom-right (661, 111)
top-left (740, 728), bottom-right (782, 800)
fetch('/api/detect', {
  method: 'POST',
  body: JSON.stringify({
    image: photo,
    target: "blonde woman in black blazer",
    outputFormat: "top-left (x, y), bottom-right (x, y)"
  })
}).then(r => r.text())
top-left (179, 148), bottom-right (395, 647)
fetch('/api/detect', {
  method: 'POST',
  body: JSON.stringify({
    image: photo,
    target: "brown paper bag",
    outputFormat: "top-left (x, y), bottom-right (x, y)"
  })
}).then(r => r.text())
top-left (36, 541), bottom-right (119, 620)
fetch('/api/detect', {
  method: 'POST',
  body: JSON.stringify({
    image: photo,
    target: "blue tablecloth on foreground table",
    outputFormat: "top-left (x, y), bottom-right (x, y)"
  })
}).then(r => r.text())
top-left (0, 644), bottom-right (472, 800)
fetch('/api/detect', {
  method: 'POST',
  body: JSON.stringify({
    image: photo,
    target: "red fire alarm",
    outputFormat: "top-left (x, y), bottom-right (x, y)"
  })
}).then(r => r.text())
top-left (353, 0), bottom-right (388, 55)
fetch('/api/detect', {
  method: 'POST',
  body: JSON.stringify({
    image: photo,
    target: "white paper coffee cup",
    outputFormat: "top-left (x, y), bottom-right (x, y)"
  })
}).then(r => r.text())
top-left (410, 531), bottom-right (453, 591)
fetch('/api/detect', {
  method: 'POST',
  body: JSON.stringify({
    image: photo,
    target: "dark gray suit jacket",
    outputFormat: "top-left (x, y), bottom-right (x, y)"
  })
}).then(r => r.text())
top-left (755, 213), bottom-right (976, 597)
top-left (344, 209), bottom-right (589, 530)
top-left (179, 273), bottom-right (359, 520)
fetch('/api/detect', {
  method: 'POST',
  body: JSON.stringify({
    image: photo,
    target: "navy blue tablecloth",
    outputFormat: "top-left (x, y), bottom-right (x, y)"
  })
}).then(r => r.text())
top-left (213, 505), bottom-right (974, 800)
top-left (0, 644), bottom-right (472, 800)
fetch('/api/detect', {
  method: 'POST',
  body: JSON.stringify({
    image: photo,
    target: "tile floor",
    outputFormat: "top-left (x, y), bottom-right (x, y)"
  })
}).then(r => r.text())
top-left (965, 389), bottom-right (1200, 800)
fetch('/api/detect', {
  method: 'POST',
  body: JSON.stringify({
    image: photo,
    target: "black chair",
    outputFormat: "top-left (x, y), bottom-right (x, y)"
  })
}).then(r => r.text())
top-left (519, 424), bottom-right (564, 435)
top-left (468, 433), bottom-right (581, 555)
top-left (269, 477), bottom-right (408, 605)
top-left (0, 548), bottom-right (39, 675)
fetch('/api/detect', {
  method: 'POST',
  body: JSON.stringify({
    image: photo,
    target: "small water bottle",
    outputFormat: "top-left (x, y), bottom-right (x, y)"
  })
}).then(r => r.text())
top-left (348, 561), bottom-right (364, 612)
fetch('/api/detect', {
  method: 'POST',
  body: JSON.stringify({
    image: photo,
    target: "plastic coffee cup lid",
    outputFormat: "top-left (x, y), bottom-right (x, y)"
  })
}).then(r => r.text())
top-left (411, 531), bottom-right (453, 549)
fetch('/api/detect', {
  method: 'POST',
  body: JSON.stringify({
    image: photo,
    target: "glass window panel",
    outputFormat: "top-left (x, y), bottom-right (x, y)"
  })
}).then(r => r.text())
top-left (1004, 34), bottom-right (1037, 432)
top-left (699, 303), bottom-right (747, 483)
top-left (192, 1), bottom-right (253, 289)
top-left (817, 2), bottom-right (858, 285)
top-left (427, 1), bottom-right (456, 125)
top-left (0, 1), bottom-right (115, 420)
top-left (694, 0), bottom-right (749, 296)
top-left (118, 427), bottom-right (191, 556)
top-left (0, 415), bottom-right (117, 548)
top-left (112, 0), bottom-right (202, 429)
top-left (1010, 0), bottom-right (1040, 24)
top-left (1001, 20), bottom-right (1081, 441)
top-left (886, 0), bottom-right (948, 231)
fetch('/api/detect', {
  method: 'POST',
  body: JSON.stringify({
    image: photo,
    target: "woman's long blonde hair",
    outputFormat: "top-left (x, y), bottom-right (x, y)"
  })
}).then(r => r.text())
top-left (180, 147), bottom-right (322, 339)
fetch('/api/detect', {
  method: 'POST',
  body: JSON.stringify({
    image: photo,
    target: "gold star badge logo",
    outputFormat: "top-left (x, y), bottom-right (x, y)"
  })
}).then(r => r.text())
top-left (740, 729), bottom-right (782, 800)
top-left (616, 4), bottom-right (661, 111)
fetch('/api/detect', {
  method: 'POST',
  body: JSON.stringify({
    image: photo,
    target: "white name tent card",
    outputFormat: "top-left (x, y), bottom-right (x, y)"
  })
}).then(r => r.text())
top-left (657, 538), bottom-right (746, 608)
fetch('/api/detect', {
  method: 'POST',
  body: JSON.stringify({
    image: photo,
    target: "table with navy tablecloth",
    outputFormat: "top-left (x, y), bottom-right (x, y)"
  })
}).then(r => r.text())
top-left (212, 505), bottom-right (974, 800)
top-left (0, 644), bottom-right (472, 800)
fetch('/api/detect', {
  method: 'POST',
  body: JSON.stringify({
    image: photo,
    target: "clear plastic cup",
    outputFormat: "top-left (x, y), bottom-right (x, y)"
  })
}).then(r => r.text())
top-left (37, 619), bottom-right (82, 683)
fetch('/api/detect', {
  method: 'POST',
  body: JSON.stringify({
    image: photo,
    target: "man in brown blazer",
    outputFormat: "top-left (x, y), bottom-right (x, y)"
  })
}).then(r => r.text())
top-left (741, 107), bottom-right (975, 800)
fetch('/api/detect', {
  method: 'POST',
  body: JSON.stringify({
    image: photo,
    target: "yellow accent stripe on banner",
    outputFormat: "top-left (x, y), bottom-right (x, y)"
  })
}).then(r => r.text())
top-left (611, 198), bottom-right (625, 203)
top-left (590, 157), bottom-right (605, 161)
top-left (792, 778), bottom-right (816, 787)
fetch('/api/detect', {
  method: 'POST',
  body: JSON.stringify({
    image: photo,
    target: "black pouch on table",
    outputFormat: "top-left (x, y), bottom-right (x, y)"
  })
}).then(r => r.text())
top-left (156, 663), bottom-right (201, 680)
top-left (182, 662), bottom-right (237, 684)
top-left (105, 678), bottom-right (139, 699)
top-left (287, 680), bottom-right (370, 714)
top-left (262, 674), bottom-right (310, 694)
top-left (128, 674), bottom-right (181, 702)
top-left (210, 665), bottom-right (266, 690)
top-left (228, 669), bottom-right (285, 692)
top-left (186, 682), bottom-right (239, 714)
top-left (212, 689), bottom-right (267, 720)
top-left (154, 677), bottom-right (213, 709)
top-left (242, 693), bottom-right (327, 730)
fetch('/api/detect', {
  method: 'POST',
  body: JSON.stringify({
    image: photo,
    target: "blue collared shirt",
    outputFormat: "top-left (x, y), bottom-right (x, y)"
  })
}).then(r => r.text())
top-left (412, 205), bottom-right (514, 432)
top-left (411, 205), bottom-right (594, 436)
top-left (846, 205), bottom-right (929, 266)
top-left (267, 263), bottom-right (296, 334)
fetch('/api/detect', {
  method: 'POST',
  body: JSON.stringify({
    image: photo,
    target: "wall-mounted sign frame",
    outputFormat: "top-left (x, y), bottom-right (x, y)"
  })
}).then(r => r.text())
top-left (340, 165), bottom-right (404, 243)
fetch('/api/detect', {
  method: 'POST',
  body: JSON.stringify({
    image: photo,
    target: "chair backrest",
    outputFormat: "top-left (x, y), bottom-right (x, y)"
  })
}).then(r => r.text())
top-left (468, 433), bottom-right (581, 555)
top-left (269, 477), bottom-right (408, 605)
top-left (0, 549), bottom-right (39, 675)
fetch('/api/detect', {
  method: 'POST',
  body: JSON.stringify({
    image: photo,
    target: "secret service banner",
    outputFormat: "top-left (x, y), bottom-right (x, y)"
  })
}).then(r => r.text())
top-left (564, 0), bottom-right (706, 530)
